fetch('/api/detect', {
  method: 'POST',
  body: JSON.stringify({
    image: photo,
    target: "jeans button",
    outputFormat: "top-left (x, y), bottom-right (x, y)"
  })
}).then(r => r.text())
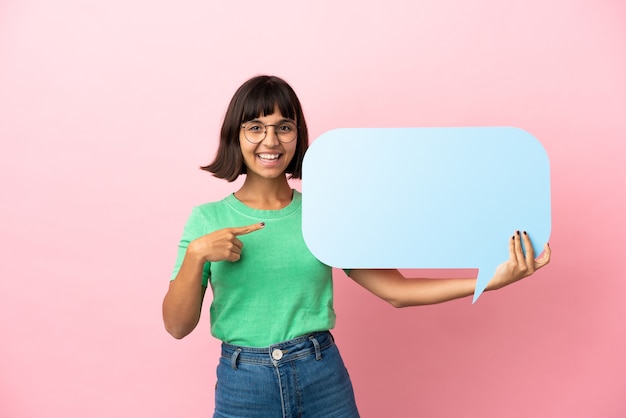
top-left (271, 349), bottom-right (283, 360)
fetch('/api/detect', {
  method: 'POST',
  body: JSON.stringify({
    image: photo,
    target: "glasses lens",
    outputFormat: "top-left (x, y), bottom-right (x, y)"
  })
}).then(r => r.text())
top-left (276, 122), bottom-right (297, 143)
top-left (243, 122), bottom-right (265, 143)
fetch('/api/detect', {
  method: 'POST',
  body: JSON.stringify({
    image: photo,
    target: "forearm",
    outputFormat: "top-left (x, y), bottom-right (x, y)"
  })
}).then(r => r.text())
top-left (392, 277), bottom-right (478, 307)
top-left (349, 269), bottom-right (480, 308)
top-left (162, 250), bottom-right (207, 339)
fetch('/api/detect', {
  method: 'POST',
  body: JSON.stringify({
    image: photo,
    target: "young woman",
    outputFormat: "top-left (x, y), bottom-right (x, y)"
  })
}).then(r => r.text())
top-left (162, 75), bottom-right (551, 418)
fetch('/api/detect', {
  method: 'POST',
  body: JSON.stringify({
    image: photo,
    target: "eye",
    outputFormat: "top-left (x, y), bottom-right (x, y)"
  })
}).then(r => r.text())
top-left (246, 122), bottom-right (264, 132)
top-left (278, 122), bottom-right (296, 132)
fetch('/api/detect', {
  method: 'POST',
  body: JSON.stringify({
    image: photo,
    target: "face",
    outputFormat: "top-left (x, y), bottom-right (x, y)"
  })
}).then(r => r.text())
top-left (239, 105), bottom-right (298, 181)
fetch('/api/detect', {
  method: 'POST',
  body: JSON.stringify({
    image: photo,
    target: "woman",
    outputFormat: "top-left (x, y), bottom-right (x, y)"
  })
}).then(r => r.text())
top-left (162, 75), bottom-right (551, 418)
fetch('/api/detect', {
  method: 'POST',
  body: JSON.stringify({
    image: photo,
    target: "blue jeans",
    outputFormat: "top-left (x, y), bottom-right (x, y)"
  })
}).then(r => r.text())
top-left (214, 331), bottom-right (360, 418)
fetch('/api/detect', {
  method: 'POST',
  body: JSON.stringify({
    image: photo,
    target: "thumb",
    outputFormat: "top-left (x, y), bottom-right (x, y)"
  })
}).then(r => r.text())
top-left (534, 243), bottom-right (551, 268)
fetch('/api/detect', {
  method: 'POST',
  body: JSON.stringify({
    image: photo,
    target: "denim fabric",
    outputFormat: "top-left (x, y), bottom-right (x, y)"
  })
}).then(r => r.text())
top-left (214, 331), bottom-right (360, 418)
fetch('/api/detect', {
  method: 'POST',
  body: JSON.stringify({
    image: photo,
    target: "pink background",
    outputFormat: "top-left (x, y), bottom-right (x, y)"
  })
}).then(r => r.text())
top-left (1, 0), bottom-right (625, 417)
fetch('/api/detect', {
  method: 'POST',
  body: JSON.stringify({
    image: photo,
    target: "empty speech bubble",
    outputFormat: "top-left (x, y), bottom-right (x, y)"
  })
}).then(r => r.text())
top-left (301, 127), bottom-right (551, 303)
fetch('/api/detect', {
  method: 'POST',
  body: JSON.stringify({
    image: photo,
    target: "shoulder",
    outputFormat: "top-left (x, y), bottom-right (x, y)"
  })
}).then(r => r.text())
top-left (192, 194), bottom-right (233, 215)
top-left (182, 195), bottom-right (233, 229)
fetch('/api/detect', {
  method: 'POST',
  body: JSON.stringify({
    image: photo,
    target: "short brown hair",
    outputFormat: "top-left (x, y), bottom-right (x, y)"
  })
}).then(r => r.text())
top-left (202, 75), bottom-right (309, 181)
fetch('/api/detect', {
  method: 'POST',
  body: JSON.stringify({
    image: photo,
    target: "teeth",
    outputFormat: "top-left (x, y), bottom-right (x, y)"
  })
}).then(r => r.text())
top-left (258, 154), bottom-right (280, 160)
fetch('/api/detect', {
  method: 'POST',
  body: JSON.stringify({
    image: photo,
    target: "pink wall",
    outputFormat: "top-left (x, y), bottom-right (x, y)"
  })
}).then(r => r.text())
top-left (1, 1), bottom-right (624, 417)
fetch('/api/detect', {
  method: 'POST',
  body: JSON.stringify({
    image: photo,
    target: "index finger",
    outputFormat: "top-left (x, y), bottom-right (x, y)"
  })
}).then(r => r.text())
top-left (230, 222), bottom-right (265, 236)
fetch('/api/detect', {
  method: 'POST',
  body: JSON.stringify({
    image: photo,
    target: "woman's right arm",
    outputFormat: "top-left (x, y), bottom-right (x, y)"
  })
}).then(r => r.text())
top-left (162, 222), bottom-right (265, 339)
top-left (162, 246), bottom-right (208, 339)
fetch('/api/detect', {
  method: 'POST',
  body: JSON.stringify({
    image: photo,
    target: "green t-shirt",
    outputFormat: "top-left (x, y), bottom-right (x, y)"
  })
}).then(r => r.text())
top-left (170, 190), bottom-right (336, 347)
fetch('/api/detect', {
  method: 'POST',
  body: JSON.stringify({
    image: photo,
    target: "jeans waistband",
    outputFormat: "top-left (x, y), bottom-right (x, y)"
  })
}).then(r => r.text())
top-left (221, 331), bottom-right (334, 368)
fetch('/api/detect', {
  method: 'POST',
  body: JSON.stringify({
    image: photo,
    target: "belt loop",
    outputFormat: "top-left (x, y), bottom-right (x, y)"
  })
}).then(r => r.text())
top-left (230, 348), bottom-right (242, 370)
top-left (309, 335), bottom-right (322, 360)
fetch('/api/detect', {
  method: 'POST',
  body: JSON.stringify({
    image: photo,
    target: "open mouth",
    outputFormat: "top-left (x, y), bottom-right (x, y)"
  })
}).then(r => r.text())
top-left (257, 153), bottom-right (282, 163)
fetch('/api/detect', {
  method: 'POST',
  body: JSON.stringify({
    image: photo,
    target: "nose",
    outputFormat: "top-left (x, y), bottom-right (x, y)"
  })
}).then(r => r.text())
top-left (262, 125), bottom-right (280, 146)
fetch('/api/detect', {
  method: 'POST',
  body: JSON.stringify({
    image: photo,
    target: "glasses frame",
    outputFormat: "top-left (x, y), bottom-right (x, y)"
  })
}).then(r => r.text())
top-left (240, 120), bottom-right (299, 144)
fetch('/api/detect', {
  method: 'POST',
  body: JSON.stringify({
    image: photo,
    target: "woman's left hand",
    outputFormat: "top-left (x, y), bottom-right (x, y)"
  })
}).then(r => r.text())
top-left (487, 231), bottom-right (551, 291)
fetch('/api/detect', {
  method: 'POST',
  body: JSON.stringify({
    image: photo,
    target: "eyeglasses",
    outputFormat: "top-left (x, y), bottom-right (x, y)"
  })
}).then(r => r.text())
top-left (240, 120), bottom-right (298, 144)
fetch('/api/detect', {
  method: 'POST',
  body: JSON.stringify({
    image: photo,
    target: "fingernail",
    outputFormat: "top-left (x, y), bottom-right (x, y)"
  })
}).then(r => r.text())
top-left (260, 222), bottom-right (265, 227)
top-left (516, 230), bottom-right (520, 236)
top-left (523, 231), bottom-right (527, 235)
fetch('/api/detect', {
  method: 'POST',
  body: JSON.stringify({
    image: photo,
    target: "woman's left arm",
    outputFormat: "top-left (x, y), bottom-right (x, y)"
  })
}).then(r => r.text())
top-left (348, 231), bottom-right (551, 307)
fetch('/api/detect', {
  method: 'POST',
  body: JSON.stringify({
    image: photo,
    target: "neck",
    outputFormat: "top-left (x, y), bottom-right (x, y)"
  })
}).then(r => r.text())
top-left (234, 175), bottom-right (293, 210)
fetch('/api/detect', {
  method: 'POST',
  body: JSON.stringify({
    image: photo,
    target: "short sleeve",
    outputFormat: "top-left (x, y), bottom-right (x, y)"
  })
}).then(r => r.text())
top-left (170, 207), bottom-right (211, 287)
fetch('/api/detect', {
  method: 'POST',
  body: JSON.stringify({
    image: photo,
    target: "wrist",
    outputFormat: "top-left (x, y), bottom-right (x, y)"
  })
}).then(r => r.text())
top-left (186, 241), bottom-right (208, 264)
top-left (485, 275), bottom-right (502, 292)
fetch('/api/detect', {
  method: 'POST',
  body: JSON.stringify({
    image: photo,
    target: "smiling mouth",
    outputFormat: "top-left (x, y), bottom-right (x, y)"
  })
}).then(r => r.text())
top-left (257, 153), bottom-right (282, 162)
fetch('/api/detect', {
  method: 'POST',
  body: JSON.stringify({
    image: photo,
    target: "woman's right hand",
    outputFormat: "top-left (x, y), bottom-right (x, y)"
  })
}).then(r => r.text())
top-left (187, 222), bottom-right (265, 263)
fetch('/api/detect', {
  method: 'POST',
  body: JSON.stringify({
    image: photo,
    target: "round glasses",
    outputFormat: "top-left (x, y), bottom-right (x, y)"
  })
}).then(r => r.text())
top-left (240, 121), bottom-right (298, 144)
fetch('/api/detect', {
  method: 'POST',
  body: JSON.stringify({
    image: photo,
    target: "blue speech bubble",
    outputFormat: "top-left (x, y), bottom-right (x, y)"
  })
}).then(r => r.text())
top-left (302, 127), bottom-right (551, 303)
